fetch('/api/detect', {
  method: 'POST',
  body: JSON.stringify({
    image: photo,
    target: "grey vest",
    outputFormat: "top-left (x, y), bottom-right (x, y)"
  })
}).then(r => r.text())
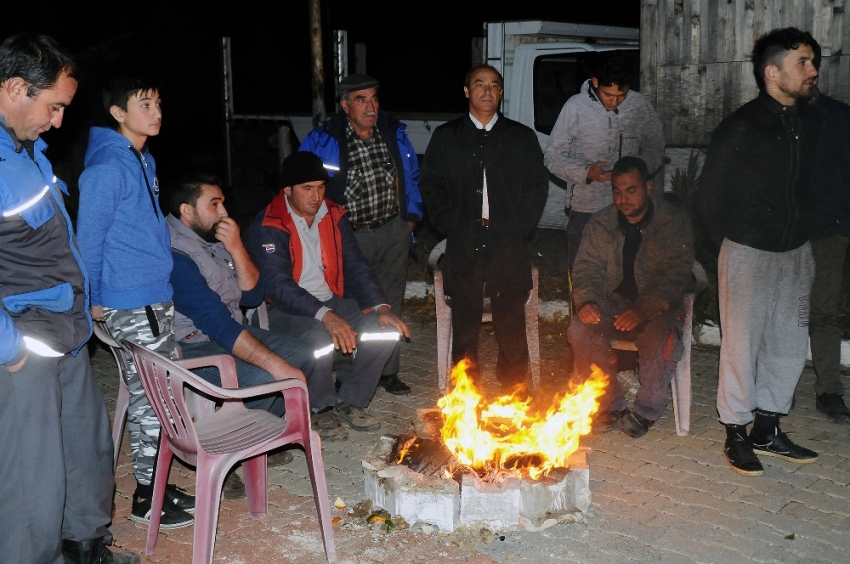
top-left (166, 214), bottom-right (243, 343)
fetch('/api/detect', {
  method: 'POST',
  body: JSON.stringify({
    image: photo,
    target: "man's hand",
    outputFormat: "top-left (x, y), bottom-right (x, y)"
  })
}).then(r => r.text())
top-left (90, 305), bottom-right (104, 322)
top-left (321, 311), bottom-right (358, 354)
top-left (613, 307), bottom-right (647, 332)
top-left (586, 161), bottom-right (612, 183)
top-left (577, 303), bottom-right (601, 325)
top-left (375, 305), bottom-right (411, 340)
top-left (214, 217), bottom-right (245, 255)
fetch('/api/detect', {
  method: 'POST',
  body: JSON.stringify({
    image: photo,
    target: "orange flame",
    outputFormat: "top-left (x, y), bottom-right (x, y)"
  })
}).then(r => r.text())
top-left (437, 360), bottom-right (608, 480)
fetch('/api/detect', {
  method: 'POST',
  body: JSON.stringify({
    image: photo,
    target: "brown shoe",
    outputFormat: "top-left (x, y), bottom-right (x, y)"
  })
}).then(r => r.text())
top-left (312, 408), bottom-right (349, 441)
top-left (222, 471), bottom-right (246, 499)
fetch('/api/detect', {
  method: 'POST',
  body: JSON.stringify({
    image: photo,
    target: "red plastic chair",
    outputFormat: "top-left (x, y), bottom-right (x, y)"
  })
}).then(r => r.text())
top-left (92, 320), bottom-right (131, 470)
top-left (125, 341), bottom-right (337, 564)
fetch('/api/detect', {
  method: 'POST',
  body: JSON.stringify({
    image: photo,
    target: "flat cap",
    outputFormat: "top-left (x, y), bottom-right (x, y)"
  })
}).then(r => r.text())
top-left (338, 73), bottom-right (379, 98)
top-left (279, 152), bottom-right (329, 188)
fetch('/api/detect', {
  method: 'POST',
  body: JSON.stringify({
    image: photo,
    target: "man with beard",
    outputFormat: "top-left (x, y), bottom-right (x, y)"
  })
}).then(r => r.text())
top-left (696, 27), bottom-right (821, 476)
top-left (166, 174), bottom-right (346, 444)
top-left (568, 157), bottom-right (694, 438)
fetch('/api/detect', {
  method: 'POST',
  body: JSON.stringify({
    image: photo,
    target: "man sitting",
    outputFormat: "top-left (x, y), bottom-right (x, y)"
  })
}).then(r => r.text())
top-left (248, 152), bottom-right (410, 435)
top-left (167, 173), bottom-right (347, 446)
top-left (568, 156), bottom-right (694, 438)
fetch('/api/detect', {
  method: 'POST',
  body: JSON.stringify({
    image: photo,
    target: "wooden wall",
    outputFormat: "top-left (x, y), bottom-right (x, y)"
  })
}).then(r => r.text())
top-left (641, 0), bottom-right (850, 146)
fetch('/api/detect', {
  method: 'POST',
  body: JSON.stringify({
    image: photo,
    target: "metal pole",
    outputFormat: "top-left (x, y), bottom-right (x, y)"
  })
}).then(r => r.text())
top-left (309, 0), bottom-right (327, 127)
top-left (221, 37), bottom-right (234, 187)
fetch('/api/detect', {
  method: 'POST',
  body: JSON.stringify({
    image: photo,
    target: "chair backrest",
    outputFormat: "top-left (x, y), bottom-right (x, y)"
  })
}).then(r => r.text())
top-left (126, 340), bottom-right (236, 461)
top-left (93, 321), bottom-right (131, 373)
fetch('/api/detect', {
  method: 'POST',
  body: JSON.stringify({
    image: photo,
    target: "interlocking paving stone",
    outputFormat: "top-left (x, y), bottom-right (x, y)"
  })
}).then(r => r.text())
top-left (90, 317), bottom-right (850, 563)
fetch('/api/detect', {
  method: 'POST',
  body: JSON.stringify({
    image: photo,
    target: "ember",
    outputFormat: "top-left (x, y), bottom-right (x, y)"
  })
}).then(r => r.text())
top-left (437, 360), bottom-right (608, 480)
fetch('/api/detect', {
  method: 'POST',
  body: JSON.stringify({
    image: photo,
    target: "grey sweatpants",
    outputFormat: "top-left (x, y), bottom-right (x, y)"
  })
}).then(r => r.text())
top-left (716, 239), bottom-right (815, 425)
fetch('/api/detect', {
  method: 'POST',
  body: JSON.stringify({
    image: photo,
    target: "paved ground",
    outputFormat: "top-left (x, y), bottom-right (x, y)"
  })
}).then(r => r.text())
top-left (93, 309), bottom-right (850, 563)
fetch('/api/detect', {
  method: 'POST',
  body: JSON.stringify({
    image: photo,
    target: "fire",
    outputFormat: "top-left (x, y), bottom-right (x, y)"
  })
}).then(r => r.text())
top-left (437, 360), bottom-right (608, 480)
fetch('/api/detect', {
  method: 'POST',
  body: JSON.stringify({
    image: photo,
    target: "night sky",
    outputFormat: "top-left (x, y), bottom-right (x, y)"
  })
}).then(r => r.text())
top-left (0, 1), bottom-right (639, 184)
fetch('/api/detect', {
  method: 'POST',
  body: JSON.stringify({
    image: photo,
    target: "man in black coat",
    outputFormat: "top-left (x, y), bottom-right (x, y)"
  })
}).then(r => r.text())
top-left (420, 64), bottom-right (549, 393)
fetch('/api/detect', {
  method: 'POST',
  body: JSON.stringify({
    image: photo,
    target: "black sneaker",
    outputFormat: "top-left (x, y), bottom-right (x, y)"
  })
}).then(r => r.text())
top-left (131, 490), bottom-right (194, 529)
top-left (164, 483), bottom-right (195, 514)
top-left (724, 426), bottom-right (764, 476)
top-left (816, 393), bottom-right (850, 424)
top-left (750, 431), bottom-right (818, 464)
top-left (618, 410), bottom-right (654, 438)
top-left (62, 537), bottom-right (140, 564)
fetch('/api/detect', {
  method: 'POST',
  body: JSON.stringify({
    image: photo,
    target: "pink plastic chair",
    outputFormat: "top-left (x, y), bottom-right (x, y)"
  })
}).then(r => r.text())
top-left (92, 320), bottom-right (131, 470)
top-left (125, 341), bottom-right (337, 564)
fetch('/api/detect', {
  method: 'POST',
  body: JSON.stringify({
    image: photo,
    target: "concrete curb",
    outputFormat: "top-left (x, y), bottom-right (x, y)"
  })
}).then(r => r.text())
top-left (404, 281), bottom-right (850, 367)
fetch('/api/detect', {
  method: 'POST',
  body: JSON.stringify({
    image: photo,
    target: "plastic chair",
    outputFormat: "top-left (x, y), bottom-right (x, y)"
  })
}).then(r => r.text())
top-left (92, 321), bottom-right (131, 470)
top-left (244, 301), bottom-right (270, 330)
top-left (609, 262), bottom-right (708, 437)
top-left (125, 341), bottom-right (337, 564)
top-left (428, 239), bottom-right (541, 392)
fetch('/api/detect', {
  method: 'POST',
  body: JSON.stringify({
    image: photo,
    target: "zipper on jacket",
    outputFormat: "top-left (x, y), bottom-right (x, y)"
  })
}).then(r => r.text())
top-left (779, 113), bottom-right (801, 250)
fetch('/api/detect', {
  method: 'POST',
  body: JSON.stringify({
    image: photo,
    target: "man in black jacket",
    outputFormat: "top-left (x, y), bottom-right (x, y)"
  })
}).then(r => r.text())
top-left (806, 53), bottom-right (850, 423)
top-left (697, 28), bottom-right (820, 476)
top-left (420, 65), bottom-right (549, 393)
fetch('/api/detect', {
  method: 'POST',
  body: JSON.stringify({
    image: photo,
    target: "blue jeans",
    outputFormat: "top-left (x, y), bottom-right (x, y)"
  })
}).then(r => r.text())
top-left (180, 325), bottom-right (315, 417)
top-left (568, 304), bottom-right (683, 421)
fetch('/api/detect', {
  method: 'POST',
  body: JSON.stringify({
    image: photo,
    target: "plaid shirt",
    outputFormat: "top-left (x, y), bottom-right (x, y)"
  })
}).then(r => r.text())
top-left (343, 121), bottom-right (399, 223)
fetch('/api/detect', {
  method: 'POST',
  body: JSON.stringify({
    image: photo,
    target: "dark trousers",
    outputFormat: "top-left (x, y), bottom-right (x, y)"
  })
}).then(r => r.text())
top-left (267, 296), bottom-right (396, 408)
top-left (181, 325), bottom-right (317, 416)
top-left (568, 304), bottom-right (683, 421)
top-left (448, 227), bottom-right (530, 387)
top-left (810, 234), bottom-right (849, 396)
top-left (567, 210), bottom-right (594, 274)
top-left (352, 215), bottom-right (411, 376)
top-left (0, 348), bottom-right (114, 564)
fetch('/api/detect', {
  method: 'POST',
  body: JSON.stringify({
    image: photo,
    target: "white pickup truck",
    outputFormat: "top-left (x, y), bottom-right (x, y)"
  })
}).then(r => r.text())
top-left (275, 21), bottom-right (641, 229)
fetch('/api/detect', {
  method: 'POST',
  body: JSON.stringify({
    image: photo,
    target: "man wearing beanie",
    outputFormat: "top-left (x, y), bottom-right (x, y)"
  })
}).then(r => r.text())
top-left (249, 152), bottom-right (410, 434)
top-left (299, 73), bottom-right (422, 395)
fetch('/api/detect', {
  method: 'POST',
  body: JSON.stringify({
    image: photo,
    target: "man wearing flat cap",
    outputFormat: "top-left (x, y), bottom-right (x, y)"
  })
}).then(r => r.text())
top-left (249, 152), bottom-right (410, 433)
top-left (299, 73), bottom-right (423, 395)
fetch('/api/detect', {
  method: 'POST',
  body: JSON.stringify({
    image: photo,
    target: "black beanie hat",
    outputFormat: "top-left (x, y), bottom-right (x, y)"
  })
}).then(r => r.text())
top-left (279, 152), bottom-right (329, 188)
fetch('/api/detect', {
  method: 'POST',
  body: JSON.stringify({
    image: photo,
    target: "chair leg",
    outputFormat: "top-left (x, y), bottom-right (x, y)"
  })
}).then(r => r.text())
top-left (145, 437), bottom-right (173, 555)
top-left (112, 377), bottom-right (130, 471)
top-left (192, 454), bottom-right (232, 564)
top-left (674, 294), bottom-right (695, 437)
top-left (243, 454), bottom-right (269, 519)
top-left (303, 429), bottom-right (337, 563)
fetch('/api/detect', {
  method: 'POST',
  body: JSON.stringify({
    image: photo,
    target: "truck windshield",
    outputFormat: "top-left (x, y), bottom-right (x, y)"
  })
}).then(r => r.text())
top-left (533, 50), bottom-right (639, 136)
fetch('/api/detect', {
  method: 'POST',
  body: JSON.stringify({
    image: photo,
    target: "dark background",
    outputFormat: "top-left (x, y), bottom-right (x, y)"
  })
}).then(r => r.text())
top-left (0, 1), bottom-right (638, 184)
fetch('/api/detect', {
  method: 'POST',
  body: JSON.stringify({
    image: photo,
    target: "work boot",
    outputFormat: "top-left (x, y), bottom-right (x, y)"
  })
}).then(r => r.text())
top-left (333, 402), bottom-right (382, 431)
top-left (378, 374), bottom-right (411, 395)
top-left (618, 410), bottom-right (654, 438)
top-left (312, 407), bottom-right (349, 441)
top-left (592, 409), bottom-right (629, 433)
top-left (62, 537), bottom-right (140, 564)
top-left (723, 423), bottom-right (764, 477)
top-left (816, 393), bottom-right (850, 424)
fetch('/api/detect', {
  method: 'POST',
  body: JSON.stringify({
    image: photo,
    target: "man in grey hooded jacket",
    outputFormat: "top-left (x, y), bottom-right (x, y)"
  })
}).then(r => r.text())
top-left (544, 51), bottom-right (665, 273)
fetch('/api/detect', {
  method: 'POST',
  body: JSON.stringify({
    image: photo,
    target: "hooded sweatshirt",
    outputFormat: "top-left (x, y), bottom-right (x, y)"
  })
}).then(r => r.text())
top-left (544, 80), bottom-right (665, 214)
top-left (77, 126), bottom-right (172, 309)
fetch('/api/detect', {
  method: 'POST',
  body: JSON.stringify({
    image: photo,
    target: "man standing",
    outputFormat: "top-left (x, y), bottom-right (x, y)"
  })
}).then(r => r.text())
top-left (419, 64), bottom-right (549, 393)
top-left (544, 51), bottom-right (665, 272)
top-left (806, 58), bottom-right (850, 423)
top-left (697, 27), bottom-right (820, 476)
top-left (166, 174), bottom-right (341, 442)
top-left (248, 152), bottom-right (409, 434)
top-left (299, 73), bottom-right (422, 395)
top-left (568, 157), bottom-right (694, 438)
top-left (0, 33), bottom-right (137, 564)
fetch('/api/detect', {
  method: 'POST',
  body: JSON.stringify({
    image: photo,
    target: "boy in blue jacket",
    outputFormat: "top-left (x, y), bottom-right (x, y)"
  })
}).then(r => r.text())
top-left (77, 76), bottom-right (194, 528)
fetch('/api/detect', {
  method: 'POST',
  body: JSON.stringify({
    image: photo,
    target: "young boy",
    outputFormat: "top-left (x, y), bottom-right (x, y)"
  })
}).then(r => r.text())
top-left (77, 76), bottom-right (194, 528)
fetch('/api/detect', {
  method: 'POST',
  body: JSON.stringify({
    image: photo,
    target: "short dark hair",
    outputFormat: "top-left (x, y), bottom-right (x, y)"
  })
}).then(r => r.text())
top-left (593, 51), bottom-right (631, 89)
top-left (0, 32), bottom-right (76, 97)
top-left (169, 172), bottom-right (222, 218)
top-left (464, 64), bottom-right (503, 88)
top-left (611, 156), bottom-right (650, 184)
top-left (752, 27), bottom-right (818, 91)
top-left (103, 75), bottom-right (159, 127)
